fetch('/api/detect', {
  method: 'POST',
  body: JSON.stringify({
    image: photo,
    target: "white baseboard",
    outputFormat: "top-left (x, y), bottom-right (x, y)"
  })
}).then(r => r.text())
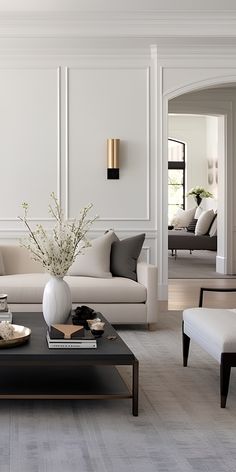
top-left (216, 255), bottom-right (227, 274)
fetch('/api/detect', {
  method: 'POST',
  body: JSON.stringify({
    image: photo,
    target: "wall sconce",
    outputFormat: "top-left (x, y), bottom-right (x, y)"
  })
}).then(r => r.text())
top-left (107, 138), bottom-right (120, 179)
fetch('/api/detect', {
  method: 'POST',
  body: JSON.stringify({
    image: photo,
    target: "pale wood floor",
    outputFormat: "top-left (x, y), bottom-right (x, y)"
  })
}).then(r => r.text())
top-left (168, 278), bottom-right (236, 310)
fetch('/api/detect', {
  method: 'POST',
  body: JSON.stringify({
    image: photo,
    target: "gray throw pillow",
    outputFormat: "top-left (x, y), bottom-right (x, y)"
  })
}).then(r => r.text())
top-left (186, 218), bottom-right (198, 233)
top-left (110, 233), bottom-right (145, 281)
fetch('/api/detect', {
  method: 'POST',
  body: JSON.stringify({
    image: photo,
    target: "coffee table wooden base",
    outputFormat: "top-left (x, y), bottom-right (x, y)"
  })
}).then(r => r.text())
top-left (0, 364), bottom-right (139, 416)
top-left (0, 313), bottom-right (139, 416)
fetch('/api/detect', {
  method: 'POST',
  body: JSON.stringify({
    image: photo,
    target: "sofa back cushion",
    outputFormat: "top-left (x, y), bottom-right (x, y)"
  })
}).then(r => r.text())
top-left (171, 207), bottom-right (196, 229)
top-left (209, 214), bottom-right (217, 237)
top-left (195, 209), bottom-right (215, 236)
top-left (68, 231), bottom-right (116, 278)
top-left (186, 218), bottom-right (198, 233)
top-left (0, 245), bottom-right (44, 275)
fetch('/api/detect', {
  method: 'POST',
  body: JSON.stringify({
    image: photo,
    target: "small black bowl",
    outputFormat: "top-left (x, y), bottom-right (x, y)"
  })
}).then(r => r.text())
top-left (91, 329), bottom-right (104, 338)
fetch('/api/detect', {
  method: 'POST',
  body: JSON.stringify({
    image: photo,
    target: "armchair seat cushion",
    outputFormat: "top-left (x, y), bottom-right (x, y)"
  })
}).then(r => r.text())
top-left (183, 307), bottom-right (236, 362)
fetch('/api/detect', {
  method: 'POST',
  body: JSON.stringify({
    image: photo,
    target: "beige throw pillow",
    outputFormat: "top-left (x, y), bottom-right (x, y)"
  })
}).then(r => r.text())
top-left (194, 206), bottom-right (204, 219)
top-left (195, 209), bottom-right (215, 236)
top-left (209, 215), bottom-right (217, 237)
top-left (171, 207), bottom-right (196, 229)
top-left (68, 231), bottom-right (116, 278)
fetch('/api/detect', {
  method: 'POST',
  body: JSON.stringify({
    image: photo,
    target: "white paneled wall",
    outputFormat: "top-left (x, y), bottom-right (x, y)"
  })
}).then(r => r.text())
top-left (0, 68), bottom-right (59, 220)
top-left (67, 67), bottom-right (149, 221)
top-left (0, 58), bottom-right (155, 267)
top-left (2, 5), bottom-right (236, 298)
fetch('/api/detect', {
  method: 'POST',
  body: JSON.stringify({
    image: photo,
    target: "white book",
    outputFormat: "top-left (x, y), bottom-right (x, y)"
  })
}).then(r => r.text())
top-left (47, 342), bottom-right (97, 349)
top-left (46, 332), bottom-right (97, 349)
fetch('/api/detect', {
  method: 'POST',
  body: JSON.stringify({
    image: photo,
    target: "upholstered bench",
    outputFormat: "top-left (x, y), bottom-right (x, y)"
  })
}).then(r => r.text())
top-left (182, 288), bottom-right (236, 408)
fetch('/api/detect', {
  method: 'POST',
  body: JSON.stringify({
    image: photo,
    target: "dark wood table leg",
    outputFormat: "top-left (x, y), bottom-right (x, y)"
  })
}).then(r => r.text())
top-left (182, 321), bottom-right (190, 367)
top-left (132, 358), bottom-right (139, 416)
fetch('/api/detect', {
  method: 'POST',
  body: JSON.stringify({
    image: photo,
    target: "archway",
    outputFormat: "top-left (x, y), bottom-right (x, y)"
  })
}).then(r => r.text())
top-left (159, 75), bottom-right (236, 302)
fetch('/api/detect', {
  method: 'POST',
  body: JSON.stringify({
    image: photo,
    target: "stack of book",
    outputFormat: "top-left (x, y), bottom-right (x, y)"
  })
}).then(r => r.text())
top-left (46, 323), bottom-right (97, 349)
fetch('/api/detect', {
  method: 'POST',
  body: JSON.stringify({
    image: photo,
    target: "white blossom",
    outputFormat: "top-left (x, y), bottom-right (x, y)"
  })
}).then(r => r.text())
top-left (18, 193), bottom-right (97, 277)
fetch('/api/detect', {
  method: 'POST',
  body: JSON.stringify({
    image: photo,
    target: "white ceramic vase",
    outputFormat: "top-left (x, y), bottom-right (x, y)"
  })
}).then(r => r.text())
top-left (42, 276), bottom-right (72, 326)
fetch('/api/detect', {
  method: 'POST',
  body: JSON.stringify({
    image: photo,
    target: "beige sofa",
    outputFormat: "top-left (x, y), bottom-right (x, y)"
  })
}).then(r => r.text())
top-left (0, 245), bottom-right (158, 327)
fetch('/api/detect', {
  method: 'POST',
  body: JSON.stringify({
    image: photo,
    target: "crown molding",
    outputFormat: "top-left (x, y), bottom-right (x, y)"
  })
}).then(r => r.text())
top-left (1, 11), bottom-right (236, 39)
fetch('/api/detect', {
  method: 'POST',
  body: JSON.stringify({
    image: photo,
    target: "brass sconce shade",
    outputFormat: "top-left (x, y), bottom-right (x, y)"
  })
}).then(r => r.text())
top-left (107, 138), bottom-right (120, 179)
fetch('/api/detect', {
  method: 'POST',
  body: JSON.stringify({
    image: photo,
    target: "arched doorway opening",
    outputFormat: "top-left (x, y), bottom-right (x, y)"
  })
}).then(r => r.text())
top-left (159, 77), bottom-right (236, 305)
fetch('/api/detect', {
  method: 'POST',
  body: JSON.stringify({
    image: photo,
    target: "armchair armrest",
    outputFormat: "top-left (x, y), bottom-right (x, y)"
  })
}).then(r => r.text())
top-left (137, 262), bottom-right (158, 324)
top-left (199, 287), bottom-right (236, 307)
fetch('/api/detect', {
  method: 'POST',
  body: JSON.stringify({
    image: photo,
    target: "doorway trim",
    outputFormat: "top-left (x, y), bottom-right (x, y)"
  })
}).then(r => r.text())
top-left (158, 72), bottom-right (235, 300)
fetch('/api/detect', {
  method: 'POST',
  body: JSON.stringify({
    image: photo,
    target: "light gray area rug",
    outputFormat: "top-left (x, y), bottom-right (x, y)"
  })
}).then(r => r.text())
top-left (169, 250), bottom-right (236, 279)
top-left (1, 311), bottom-right (236, 472)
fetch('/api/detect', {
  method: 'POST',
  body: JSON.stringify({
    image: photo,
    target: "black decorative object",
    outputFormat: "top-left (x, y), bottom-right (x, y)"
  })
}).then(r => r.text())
top-left (72, 305), bottom-right (97, 329)
top-left (195, 195), bottom-right (202, 207)
top-left (91, 328), bottom-right (104, 338)
top-left (107, 168), bottom-right (119, 179)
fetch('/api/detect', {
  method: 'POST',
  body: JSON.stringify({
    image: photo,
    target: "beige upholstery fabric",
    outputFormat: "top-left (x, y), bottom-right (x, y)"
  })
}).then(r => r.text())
top-left (0, 273), bottom-right (146, 304)
top-left (0, 244), bottom-right (158, 325)
top-left (0, 246), bottom-right (44, 275)
top-left (194, 206), bottom-right (204, 219)
top-left (137, 262), bottom-right (158, 324)
top-left (195, 209), bottom-right (215, 236)
top-left (171, 207), bottom-right (196, 229)
top-left (68, 231), bottom-right (116, 278)
top-left (6, 303), bottom-right (147, 324)
top-left (66, 275), bottom-right (146, 303)
top-left (209, 215), bottom-right (217, 237)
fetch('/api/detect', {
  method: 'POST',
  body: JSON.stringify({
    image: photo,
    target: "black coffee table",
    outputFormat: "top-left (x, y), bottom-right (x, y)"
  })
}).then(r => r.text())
top-left (0, 313), bottom-right (139, 416)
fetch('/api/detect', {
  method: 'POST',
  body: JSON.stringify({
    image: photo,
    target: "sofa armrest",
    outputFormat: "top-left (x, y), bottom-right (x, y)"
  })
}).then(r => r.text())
top-left (137, 262), bottom-right (158, 324)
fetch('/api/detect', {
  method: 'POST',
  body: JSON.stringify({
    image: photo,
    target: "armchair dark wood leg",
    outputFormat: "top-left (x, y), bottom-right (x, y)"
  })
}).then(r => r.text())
top-left (182, 321), bottom-right (190, 367)
top-left (220, 354), bottom-right (231, 408)
top-left (132, 358), bottom-right (139, 416)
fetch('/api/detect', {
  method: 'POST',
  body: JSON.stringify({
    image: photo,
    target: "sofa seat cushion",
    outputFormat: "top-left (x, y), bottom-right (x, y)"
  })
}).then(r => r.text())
top-left (0, 273), bottom-right (146, 304)
top-left (66, 276), bottom-right (146, 303)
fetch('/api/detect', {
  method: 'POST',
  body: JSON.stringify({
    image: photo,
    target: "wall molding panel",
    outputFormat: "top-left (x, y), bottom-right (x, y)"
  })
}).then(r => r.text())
top-left (0, 65), bottom-right (61, 223)
top-left (65, 64), bottom-right (151, 222)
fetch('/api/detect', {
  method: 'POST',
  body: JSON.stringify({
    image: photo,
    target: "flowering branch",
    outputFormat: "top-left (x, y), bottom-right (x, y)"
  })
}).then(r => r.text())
top-left (18, 193), bottom-right (98, 277)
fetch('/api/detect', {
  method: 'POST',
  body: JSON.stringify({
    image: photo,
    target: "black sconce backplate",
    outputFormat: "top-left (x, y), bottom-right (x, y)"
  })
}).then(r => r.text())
top-left (107, 169), bottom-right (119, 179)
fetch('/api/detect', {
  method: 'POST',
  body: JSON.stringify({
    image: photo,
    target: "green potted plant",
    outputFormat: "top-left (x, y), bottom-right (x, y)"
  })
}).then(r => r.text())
top-left (187, 186), bottom-right (213, 206)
